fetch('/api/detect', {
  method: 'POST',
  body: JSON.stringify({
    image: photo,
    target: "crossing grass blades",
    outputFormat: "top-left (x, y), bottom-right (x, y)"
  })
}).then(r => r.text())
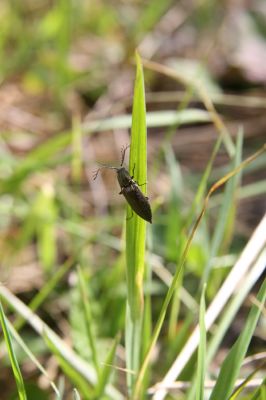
top-left (93, 145), bottom-right (152, 223)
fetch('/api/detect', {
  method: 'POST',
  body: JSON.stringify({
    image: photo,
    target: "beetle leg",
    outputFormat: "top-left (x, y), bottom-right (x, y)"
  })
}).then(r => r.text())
top-left (131, 163), bottom-right (136, 179)
top-left (120, 145), bottom-right (130, 166)
top-left (135, 181), bottom-right (147, 187)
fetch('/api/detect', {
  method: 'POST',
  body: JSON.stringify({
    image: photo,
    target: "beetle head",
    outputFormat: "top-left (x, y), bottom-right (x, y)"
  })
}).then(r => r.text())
top-left (117, 167), bottom-right (132, 187)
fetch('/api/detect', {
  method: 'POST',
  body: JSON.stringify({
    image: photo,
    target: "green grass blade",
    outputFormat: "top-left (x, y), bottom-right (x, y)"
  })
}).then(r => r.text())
top-left (77, 265), bottom-right (100, 378)
top-left (209, 277), bottom-right (266, 400)
top-left (71, 115), bottom-right (83, 183)
top-left (126, 51), bottom-right (148, 319)
top-left (44, 329), bottom-right (96, 398)
top-left (125, 51), bottom-right (148, 393)
top-left (96, 332), bottom-right (121, 398)
top-left (229, 361), bottom-right (266, 400)
top-left (82, 109), bottom-right (211, 132)
top-left (185, 133), bottom-right (223, 229)
top-left (0, 301), bottom-right (27, 400)
top-left (196, 286), bottom-right (206, 400)
top-left (201, 130), bottom-right (243, 287)
top-left (73, 388), bottom-right (82, 400)
top-left (250, 377), bottom-right (266, 400)
top-left (5, 318), bottom-right (60, 398)
top-left (140, 229), bottom-right (153, 397)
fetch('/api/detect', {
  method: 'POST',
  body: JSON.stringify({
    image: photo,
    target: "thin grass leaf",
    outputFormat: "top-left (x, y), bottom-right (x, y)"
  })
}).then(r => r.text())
top-left (73, 388), bottom-right (82, 400)
top-left (82, 109), bottom-right (211, 132)
top-left (126, 51), bottom-right (148, 318)
top-left (201, 130), bottom-right (243, 287)
top-left (185, 133), bottom-right (223, 229)
top-left (5, 318), bottom-right (60, 398)
top-left (229, 361), bottom-right (266, 400)
top-left (71, 115), bottom-right (83, 183)
top-left (250, 377), bottom-right (266, 400)
top-left (196, 285), bottom-right (206, 400)
top-left (34, 183), bottom-right (58, 273)
top-left (140, 229), bottom-right (153, 398)
top-left (125, 51), bottom-right (148, 393)
top-left (96, 332), bottom-right (121, 398)
top-left (43, 328), bottom-right (96, 399)
top-left (0, 301), bottom-right (27, 400)
top-left (209, 277), bottom-right (266, 400)
top-left (77, 265), bottom-right (100, 378)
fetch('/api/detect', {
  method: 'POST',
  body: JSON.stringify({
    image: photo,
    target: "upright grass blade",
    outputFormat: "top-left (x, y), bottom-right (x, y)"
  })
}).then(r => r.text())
top-left (44, 330), bottom-right (96, 398)
top-left (209, 277), bottom-right (266, 400)
top-left (71, 115), bottom-right (83, 183)
top-left (196, 286), bottom-right (206, 400)
top-left (125, 51), bottom-right (148, 393)
top-left (95, 332), bottom-right (121, 398)
top-left (250, 377), bottom-right (266, 400)
top-left (229, 361), bottom-right (266, 400)
top-left (77, 265), bottom-right (100, 379)
top-left (0, 301), bottom-right (27, 400)
top-left (73, 388), bottom-right (82, 400)
top-left (201, 130), bottom-right (243, 288)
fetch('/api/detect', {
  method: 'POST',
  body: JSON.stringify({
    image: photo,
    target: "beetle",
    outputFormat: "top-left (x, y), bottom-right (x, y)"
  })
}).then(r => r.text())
top-left (93, 146), bottom-right (152, 223)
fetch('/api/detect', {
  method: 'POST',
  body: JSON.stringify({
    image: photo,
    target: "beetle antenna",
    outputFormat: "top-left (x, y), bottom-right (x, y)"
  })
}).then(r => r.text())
top-left (120, 145), bottom-right (130, 166)
top-left (92, 165), bottom-right (118, 180)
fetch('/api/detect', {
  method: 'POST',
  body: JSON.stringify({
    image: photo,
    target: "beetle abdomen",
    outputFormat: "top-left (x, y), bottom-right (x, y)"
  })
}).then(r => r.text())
top-left (121, 183), bottom-right (152, 223)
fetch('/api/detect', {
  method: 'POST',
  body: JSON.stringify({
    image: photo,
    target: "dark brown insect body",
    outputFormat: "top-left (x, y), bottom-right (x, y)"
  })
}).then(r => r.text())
top-left (93, 147), bottom-right (152, 223)
top-left (117, 167), bottom-right (152, 223)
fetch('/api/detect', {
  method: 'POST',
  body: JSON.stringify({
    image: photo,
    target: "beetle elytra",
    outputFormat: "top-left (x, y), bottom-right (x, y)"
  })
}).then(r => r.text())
top-left (93, 146), bottom-right (152, 223)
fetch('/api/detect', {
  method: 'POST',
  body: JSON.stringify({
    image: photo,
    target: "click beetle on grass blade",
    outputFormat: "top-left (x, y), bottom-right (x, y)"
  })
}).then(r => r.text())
top-left (93, 146), bottom-right (152, 223)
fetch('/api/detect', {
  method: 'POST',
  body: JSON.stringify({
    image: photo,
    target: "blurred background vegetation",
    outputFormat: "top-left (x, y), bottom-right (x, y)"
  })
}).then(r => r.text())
top-left (0, 0), bottom-right (265, 399)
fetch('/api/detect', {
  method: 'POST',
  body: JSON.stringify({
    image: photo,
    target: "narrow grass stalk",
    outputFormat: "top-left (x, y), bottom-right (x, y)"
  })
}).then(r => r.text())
top-left (229, 361), bottom-right (266, 400)
top-left (201, 130), bottom-right (243, 287)
top-left (250, 377), bottom-right (266, 400)
top-left (196, 286), bottom-right (206, 400)
top-left (96, 332), bottom-right (121, 398)
top-left (71, 114), bottom-right (83, 183)
top-left (125, 51), bottom-right (148, 394)
top-left (73, 388), bottom-right (82, 400)
top-left (77, 265), bottom-right (100, 378)
top-left (0, 301), bottom-right (27, 400)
